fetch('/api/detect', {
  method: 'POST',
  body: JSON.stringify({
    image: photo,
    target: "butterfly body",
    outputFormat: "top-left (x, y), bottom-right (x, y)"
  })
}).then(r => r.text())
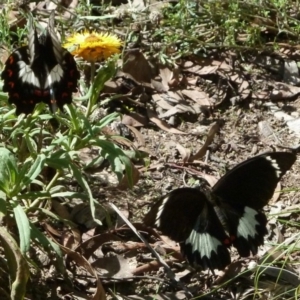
top-left (1, 12), bottom-right (80, 115)
top-left (144, 152), bottom-right (296, 271)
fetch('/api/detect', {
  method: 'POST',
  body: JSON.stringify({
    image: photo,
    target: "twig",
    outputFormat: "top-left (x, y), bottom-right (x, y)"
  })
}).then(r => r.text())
top-left (109, 203), bottom-right (193, 298)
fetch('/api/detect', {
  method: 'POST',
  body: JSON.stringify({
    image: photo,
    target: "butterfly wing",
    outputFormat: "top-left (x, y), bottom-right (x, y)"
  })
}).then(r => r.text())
top-left (144, 188), bottom-right (231, 270)
top-left (213, 152), bottom-right (296, 209)
top-left (2, 46), bottom-right (37, 115)
top-left (42, 12), bottom-right (80, 113)
top-left (212, 201), bottom-right (268, 257)
top-left (45, 50), bottom-right (79, 113)
top-left (212, 152), bottom-right (296, 257)
top-left (1, 15), bottom-right (46, 115)
top-left (46, 11), bottom-right (63, 65)
top-left (1, 12), bottom-right (79, 115)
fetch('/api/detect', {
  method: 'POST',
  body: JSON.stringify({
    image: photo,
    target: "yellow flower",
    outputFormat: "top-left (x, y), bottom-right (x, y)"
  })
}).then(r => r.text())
top-left (64, 31), bottom-right (122, 62)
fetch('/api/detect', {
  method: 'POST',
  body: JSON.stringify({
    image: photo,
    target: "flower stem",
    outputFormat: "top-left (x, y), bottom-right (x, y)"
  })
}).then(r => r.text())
top-left (85, 61), bottom-right (96, 118)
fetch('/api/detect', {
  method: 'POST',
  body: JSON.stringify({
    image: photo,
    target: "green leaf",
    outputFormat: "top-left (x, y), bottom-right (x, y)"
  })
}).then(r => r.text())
top-left (24, 134), bottom-right (37, 155)
top-left (15, 191), bottom-right (50, 200)
top-left (90, 60), bottom-right (116, 108)
top-left (35, 207), bottom-right (76, 228)
top-left (13, 204), bottom-right (31, 253)
top-left (95, 139), bottom-right (133, 185)
top-left (94, 112), bottom-right (120, 131)
top-left (50, 191), bottom-right (88, 199)
top-left (45, 156), bottom-right (72, 170)
top-left (0, 191), bottom-right (7, 216)
top-left (15, 154), bottom-right (46, 193)
top-left (0, 147), bottom-right (18, 195)
top-left (69, 163), bottom-right (103, 225)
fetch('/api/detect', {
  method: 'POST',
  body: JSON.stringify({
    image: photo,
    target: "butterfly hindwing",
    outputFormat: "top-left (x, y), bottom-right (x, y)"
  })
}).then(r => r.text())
top-left (144, 152), bottom-right (296, 271)
top-left (213, 202), bottom-right (268, 257)
top-left (1, 12), bottom-right (79, 115)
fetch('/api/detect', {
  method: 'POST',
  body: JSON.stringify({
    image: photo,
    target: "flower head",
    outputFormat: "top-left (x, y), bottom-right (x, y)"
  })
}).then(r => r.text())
top-left (64, 31), bottom-right (122, 62)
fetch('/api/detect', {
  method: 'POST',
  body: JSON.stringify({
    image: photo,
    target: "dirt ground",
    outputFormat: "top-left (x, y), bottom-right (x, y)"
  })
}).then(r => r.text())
top-left (3, 1), bottom-right (300, 299)
top-left (81, 49), bottom-right (300, 299)
top-left (5, 39), bottom-right (299, 300)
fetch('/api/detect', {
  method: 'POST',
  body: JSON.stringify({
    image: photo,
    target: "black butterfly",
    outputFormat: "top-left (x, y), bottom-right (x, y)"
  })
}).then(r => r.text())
top-left (1, 12), bottom-right (80, 115)
top-left (144, 152), bottom-right (296, 271)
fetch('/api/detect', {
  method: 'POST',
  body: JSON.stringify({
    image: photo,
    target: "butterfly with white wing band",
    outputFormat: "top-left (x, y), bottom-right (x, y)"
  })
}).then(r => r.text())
top-left (144, 152), bottom-right (296, 271)
top-left (1, 11), bottom-right (80, 115)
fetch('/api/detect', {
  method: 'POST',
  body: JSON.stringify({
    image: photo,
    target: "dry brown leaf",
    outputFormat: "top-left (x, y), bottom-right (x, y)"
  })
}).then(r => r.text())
top-left (117, 162), bottom-right (140, 190)
top-left (189, 122), bottom-right (219, 161)
top-left (51, 199), bottom-right (70, 219)
top-left (92, 255), bottom-right (135, 278)
top-left (214, 261), bottom-right (244, 285)
top-left (77, 233), bottom-right (123, 259)
top-left (159, 67), bottom-right (173, 91)
top-left (138, 162), bottom-right (164, 172)
top-left (183, 61), bottom-right (217, 74)
top-left (122, 112), bottom-right (148, 127)
top-left (125, 125), bottom-right (145, 147)
top-left (204, 173), bottom-right (219, 187)
top-left (159, 104), bottom-right (195, 119)
top-left (271, 182), bottom-right (282, 203)
top-left (122, 50), bottom-right (153, 84)
top-left (182, 89), bottom-right (212, 106)
top-left (270, 82), bottom-right (300, 100)
top-left (151, 79), bottom-right (167, 92)
top-left (152, 94), bottom-right (174, 110)
top-left (184, 59), bottom-right (250, 102)
top-left (82, 228), bottom-right (97, 243)
top-left (164, 90), bottom-right (184, 104)
top-left (102, 80), bottom-right (120, 93)
top-left (109, 134), bottom-right (135, 148)
top-left (252, 90), bottom-right (269, 99)
top-left (230, 73), bottom-right (250, 100)
top-left (132, 259), bottom-right (177, 275)
top-left (62, 245), bottom-right (106, 300)
top-left (183, 59), bottom-right (231, 75)
top-left (147, 109), bottom-right (187, 134)
top-left (44, 222), bottom-right (81, 250)
top-left (176, 143), bottom-right (191, 162)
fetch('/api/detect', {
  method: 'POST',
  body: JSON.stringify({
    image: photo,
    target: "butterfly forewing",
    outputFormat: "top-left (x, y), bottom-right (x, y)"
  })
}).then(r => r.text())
top-left (144, 188), bottom-right (231, 270)
top-left (1, 12), bottom-right (79, 115)
top-left (144, 188), bottom-right (207, 242)
top-left (28, 16), bottom-right (39, 66)
top-left (46, 12), bottom-right (64, 65)
top-left (211, 152), bottom-right (296, 258)
top-left (212, 152), bottom-right (296, 209)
